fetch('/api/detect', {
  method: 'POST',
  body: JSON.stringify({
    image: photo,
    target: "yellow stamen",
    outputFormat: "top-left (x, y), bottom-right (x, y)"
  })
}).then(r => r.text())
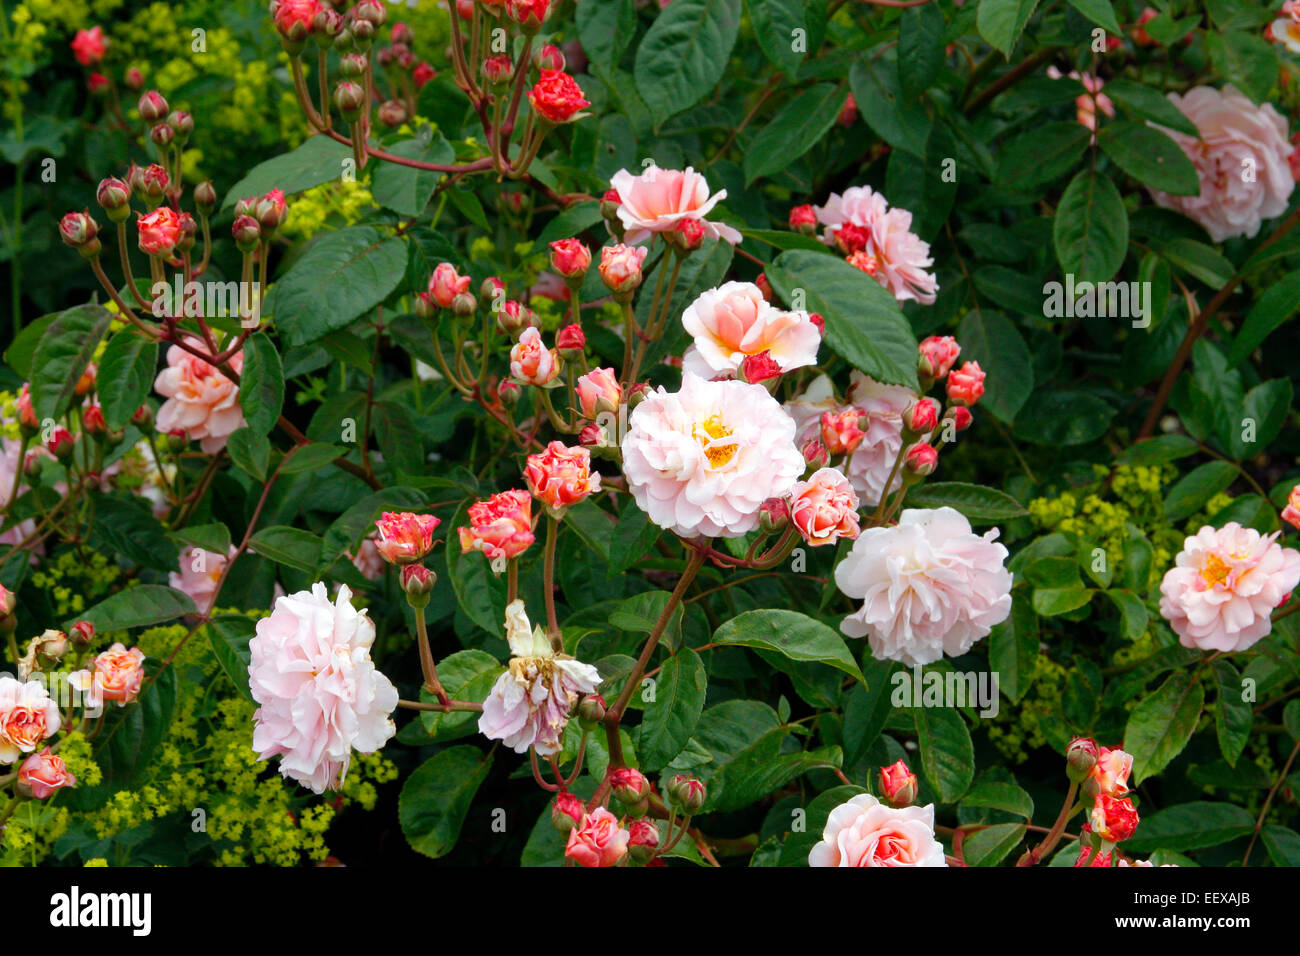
top-left (1201, 552), bottom-right (1231, 588)
top-left (692, 414), bottom-right (738, 468)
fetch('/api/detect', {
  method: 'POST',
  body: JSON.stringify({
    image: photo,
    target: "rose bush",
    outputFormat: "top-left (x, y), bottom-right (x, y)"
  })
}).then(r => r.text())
top-left (1, 0), bottom-right (1300, 869)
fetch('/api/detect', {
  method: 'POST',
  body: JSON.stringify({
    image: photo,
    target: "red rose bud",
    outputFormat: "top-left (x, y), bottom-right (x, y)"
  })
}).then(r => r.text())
top-left (759, 496), bottom-right (790, 533)
top-left (667, 217), bottom-right (704, 255)
top-left (577, 693), bottom-right (606, 729)
top-left (527, 70), bottom-right (590, 124)
top-left (232, 214), bottom-right (262, 253)
top-left (879, 759), bottom-right (918, 807)
top-left (339, 52), bottom-right (367, 77)
top-left (70, 620), bottom-right (95, 647)
top-left (193, 179), bottom-right (217, 216)
top-left (625, 381), bottom-right (652, 410)
top-left (610, 767), bottom-right (651, 807)
top-left (482, 54), bottom-right (514, 86)
top-left (903, 442), bottom-right (938, 479)
top-left (788, 204), bottom-right (818, 235)
top-left (1133, 7), bottom-right (1157, 46)
top-left (917, 334), bottom-right (961, 382)
top-left (96, 177), bottom-right (131, 222)
top-left (505, 0), bottom-right (550, 33)
top-left (16, 749), bottom-right (76, 801)
top-left (556, 323), bottom-right (586, 357)
top-left (376, 46), bottom-right (397, 70)
top-left (808, 312), bottom-right (825, 336)
top-left (59, 211), bottom-right (100, 256)
top-left (901, 397), bottom-right (940, 436)
top-left (755, 272), bottom-right (774, 302)
top-left (88, 73), bottom-right (110, 96)
top-left (47, 427), bottom-right (75, 460)
top-left (82, 404), bottom-right (107, 436)
top-left (413, 62), bottom-right (436, 89)
top-left (801, 439), bottom-right (829, 470)
top-left (551, 791), bottom-right (584, 831)
top-left (600, 189), bottom-right (622, 221)
top-left (739, 350), bottom-right (782, 385)
top-left (232, 195), bottom-right (256, 218)
top-left (1067, 737), bottom-right (1100, 782)
top-left (414, 291), bottom-right (437, 321)
top-left (124, 66), bottom-right (144, 91)
top-left (334, 80), bottom-right (366, 121)
top-left (255, 189), bottom-right (289, 234)
top-left (314, 7), bottom-right (344, 44)
top-left (946, 361), bottom-right (985, 407)
top-left (666, 774), bottom-right (706, 813)
top-left (166, 429), bottom-right (188, 452)
top-left (353, 0), bottom-right (387, 28)
top-left (131, 404), bottom-right (154, 431)
top-left (627, 820), bottom-right (660, 862)
top-left (948, 406), bottom-right (973, 432)
top-left (400, 563), bottom-right (436, 607)
top-left (137, 89), bottom-right (169, 124)
top-left (455, 0), bottom-right (474, 21)
top-left (176, 212), bottom-right (198, 254)
top-left (1090, 794), bottom-right (1139, 844)
top-left (535, 43), bottom-right (566, 71)
top-left (390, 21), bottom-right (414, 45)
top-left (139, 163), bottom-right (169, 204)
top-left (479, 276), bottom-right (505, 307)
top-left (549, 238), bottom-right (591, 280)
top-left (837, 92), bottom-right (858, 127)
top-left (820, 408), bottom-right (865, 457)
top-left (579, 423), bottom-right (603, 447)
top-left (16, 384), bottom-right (37, 431)
top-left (496, 300), bottom-right (534, 337)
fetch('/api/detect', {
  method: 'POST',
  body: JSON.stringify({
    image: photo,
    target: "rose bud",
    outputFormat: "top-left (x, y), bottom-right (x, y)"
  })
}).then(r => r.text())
top-left (479, 275), bottom-right (505, 307)
top-left (87, 72), bottom-right (110, 96)
top-left (166, 428), bottom-right (188, 452)
top-left (47, 426), bottom-right (75, 459)
top-left (917, 334), bottom-right (961, 383)
top-left (1282, 484), bottom-right (1300, 531)
top-left (59, 211), bottom-right (101, 257)
top-left (527, 69), bottom-right (591, 125)
top-left (879, 759), bottom-right (918, 807)
top-left (670, 216), bottom-right (706, 253)
top-left (598, 243), bottom-right (647, 297)
top-left (666, 774), bottom-right (706, 813)
top-left (577, 693), bottom-right (606, 729)
top-left (820, 408), bottom-right (865, 457)
top-left (755, 272), bottom-right (774, 302)
top-left (556, 323), bottom-right (586, 357)
top-left (505, 0), bottom-right (550, 34)
top-left (414, 291), bottom-right (437, 321)
top-left (378, 99), bottom-right (407, 128)
top-left (535, 43), bottom-right (566, 71)
top-left (496, 300), bottom-right (534, 338)
top-left (1067, 737), bottom-right (1100, 782)
top-left (339, 52), bottom-right (367, 78)
top-left (16, 749), bottom-right (76, 800)
top-left (96, 177), bottom-right (131, 222)
top-left (610, 767), bottom-right (651, 813)
top-left (0, 583), bottom-right (15, 620)
top-left (70, 619), bottom-right (94, 647)
top-left (413, 62), bottom-right (436, 89)
top-left (167, 110), bottom-right (194, 144)
top-left (137, 89), bottom-right (169, 123)
top-left (315, 7), bottom-right (345, 43)
top-left (627, 819), bottom-right (660, 862)
top-left (759, 496), bottom-right (790, 533)
top-left (131, 404), bottom-right (154, 432)
top-left (837, 92), bottom-right (858, 127)
top-left (739, 350), bottom-right (782, 386)
top-left (1090, 794), bottom-right (1139, 844)
top-left (788, 204), bottom-right (818, 235)
top-left (139, 163), bottom-right (170, 205)
top-left (901, 397), bottom-right (940, 437)
top-left (482, 54), bottom-right (514, 86)
top-left (429, 262), bottom-right (471, 308)
top-left (903, 442), bottom-right (938, 479)
top-left (176, 211), bottom-right (198, 254)
top-left (255, 189), bottom-right (289, 234)
top-left (193, 179), bottom-right (217, 216)
top-left (808, 312), bottom-right (825, 336)
top-left (124, 66), bottom-right (145, 91)
top-left (549, 238), bottom-right (591, 280)
top-left (496, 380), bottom-right (521, 408)
top-left (600, 188), bottom-right (622, 221)
top-left (400, 563), bottom-right (435, 607)
top-left (624, 381), bottom-right (652, 410)
top-left (334, 80), bottom-right (366, 121)
top-left (71, 26), bottom-right (108, 67)
top-left (946, 361), bottom-right (985, 407)
top-left (455, 0), bottom-right (474, 21)
top-left (82, 403), bottom-right (108, 436)
top-left (232, 214), bottom-right (262, 253)
top-left (801, 439), bottom-right (829, 471)
top-left (947, 406), bottom-right (973, 433)
top-left (578, 423), bottom-right (603, 447)
top-left (451, 292), bottom-right (478, 318)
top-left (551, 791), bottom-right (584, 832)
top-left (1133, 7), bottom-right (1158, 46)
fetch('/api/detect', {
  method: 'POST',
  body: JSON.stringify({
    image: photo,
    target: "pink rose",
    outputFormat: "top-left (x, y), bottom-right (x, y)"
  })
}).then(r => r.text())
top-left (598, 243), bottom-right (647, 294)
top-left (918, 335), bottom-right (961, 380)
top-left (509, 327), bottom-right (559, 385)
top-left (808, 793), bottom-right (947, 866)
top-left (154, 345), bottom-right (246, 453)
top-left (17, 748), bottom-right (76, 799)
top-left (565, 807), bottom-right (630, 867)
top-left (527, 70), bottom-right (590, 124)
top-left (170, 545), bottom-right (237, 616)
top-left (609, 166), bottom-right (743, 246)
top-left (71, 26), bottom-right (108, 66)
top-left (137, 207), bottom-right (181, 257)
top-left (820, 408), bottom-right (865, 457)
top-left (373, 512), bottom-right (440, 565)
top-left (878, 759), bottom-right (918, 807)
top-left (575, 367), bottom-right (621, 419)
top-left (457, 490), bottom-right (536, 561)
top-left (789, 467), bottom-right (860, 548)
top-left (1148, 85), bottom-right (1295, 243)
top-left (429, 262), bottom-right (471, 308)
top-left (680, 281), bottom-right (820, 379)
top-left (549, 238), bottom-right (591, 278)
top-left (946, 361), bottom-right (985, 407)
top-left (1282, 484), bottom-right (1300, 530)
top-left (524, 441), bottom-right (600, 513)
top-left (0, 677), bottom-right (61, 764)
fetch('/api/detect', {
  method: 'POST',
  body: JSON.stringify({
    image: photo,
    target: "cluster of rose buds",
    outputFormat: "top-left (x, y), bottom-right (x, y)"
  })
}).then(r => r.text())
top-left (551, 771), bottom-right (706, 867)
top-left (1069, 737), bottom-right (1141, 864)
top-left (373, 512), bottom-right (442, 605)
top-left (898, 335), bottom-right (983, 482)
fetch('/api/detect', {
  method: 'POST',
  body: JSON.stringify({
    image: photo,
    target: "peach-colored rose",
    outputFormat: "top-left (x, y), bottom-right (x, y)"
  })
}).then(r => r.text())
top-left (1148, 85), bottom-right (1294, 243)
top-left (17, 747), bottom-right (76, 799)
top-left (170, 545), bottom-right (237, 616)
top-left (1283, 484), bottom-right (1300, 530)
top-left (137, 207), bottom-right (182, 257)
top-left (808, 793), bottom-right (947, 866)
top-left (1091, 747), bottom-right (1133, 796)
top-left (524, 441), bottom-right (600, 513)
top-left (789, 467), bottom-right (860, 547)
top-left (680, 281), bottom-right (820, 379)
top-left (565, 807), bottom-right (631, 867)
top-left (509, 327), bottom-right (559, 385)
top-left (609, 166), bottom-right (742, 246)
top-left (575, 367), bottom-right (621, 419)
top-left (88, 642), bottom-right (147, 705)
top-left (598, 243), bottom-right (647, 293)
top-left (458, 489), bottom-right (536, 560)
top-left (154, 345), bottom-right (246, 453)
top-left (0, 677), bottom-right (61, 764)
top-left (429, 262), bottom-right (471, 308)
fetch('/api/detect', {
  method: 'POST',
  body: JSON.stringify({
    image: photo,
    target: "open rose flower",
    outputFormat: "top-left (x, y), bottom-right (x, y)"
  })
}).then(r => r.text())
top-left (835, 507), bottom-right (1013, 666)
top-left (509, 327), bottom-right (559, 385)
top-left (71, 26), bottom-right (108, 66)
top-left (814, 185), bottom-right (937, 304)
top-left (478, 600), bottom-right (601, 755)
top-left (17, 748), bottom-right (76, 799)
top-left (1148, 85), bottom-right (1294, 243)
top-left (154, 345), bottom-right (246, 453)
top-left (528, 69), bottom-right (590, 123)
top-left (1091, 793), bottom-right (1140, 844)
top-left (524, 442), bottom-right (601, 513)
top-left (0, 677), bottom-right (61, 764)
top-left (170, 545), bottom-right (238, 616)
top-left (373, 512), bottom-right (440, 565)
top-left (609, 166), bottom-right (742, 246)
top-left (70, 643), bottom-right (146, 706)
top-left (565, 807), bottom-right (630, 867)
top-left (458, 489), bottom-right (536, 561)
top-left (680, 281), bottom-right (820, 379)
top-left (808, 793), bottom-right (947, 867)
top-left (249, 583), bottom-right (398, 793)
top-left (429, 262), bottom-right (471, 308)
top-left (137, 207), bottom-right (182, 257)
top-left (576, 367), bottom-right (621, 419)
top-left (1158, 522), bottom-right (1300, 652)
top-left (789, 467), bottom-right (860, 548)
top-left (621, 373), bottom-right (804, 538)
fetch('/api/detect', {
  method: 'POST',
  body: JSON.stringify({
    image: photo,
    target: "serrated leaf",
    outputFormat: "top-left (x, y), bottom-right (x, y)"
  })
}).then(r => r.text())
top-left (713, 609), bottom-right (865, 683)
top-left (398, 746), bottom-right (493, 859)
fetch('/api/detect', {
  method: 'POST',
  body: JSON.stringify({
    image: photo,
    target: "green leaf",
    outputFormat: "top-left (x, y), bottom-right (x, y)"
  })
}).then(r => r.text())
top-left (634, 0), bottom-right (742, 127)
top-left (1097, 122), bottom-right (1199, 195)
top-left (1124, 671), bottom-right (1205, 783)
top-left (398, 745), bottom-right (493, 859)
top-left (1053, 170), bottom-right (1129, 285)
top-left (96, 331), bottom-right (157, 431)
top-left (964, 822), bottom-right (1026, 866)
top-left (220, 134), bottom-right (352, 211)
top-left (955, 310), bottom-right (1032, 423)
top-left (1159, 237), bottom-right (1234, 287)
top-left (898, 3), bottom-right (945, 99)
top-left (611, 591), bottom-right (684, 650)
top-left (778, 784), bottom-right (866, 865)
top-left (371, 400), bottom-right (425, 477)
top-left (915, 706), bottom-right (974, 801)
top-left (1123, 801), bottom-right (1254, 853)
top-left (206, 614), bottom-right (255, 703)
top-left (710, 739), bottom-right (841, 812)
top-left (1230, 378), bottom-right (1292, 459)
top-left (1285, 700), bottom-right (1300, 742)
top-left (576, 0), bottom-right (637, 73)
top-left (4, 312), bottom-right (59, 379)
top-left (370, 134), bottom-right (454, 216)
top-left (1106, 589), bottom-right (1149, 642)
top-left (532, 202), bottom-right (604, 252)
top-left (278, 442), bottom-right (345, 475)
top-left (989, 600), bottom-right (1038, 703)
top-left (884, 121), bottom-right (959, 242)
top-left (1163, 460), bottom-right (1237, 522)
top-left (70, 584), bottom-right (196, 632)
top-left (608, 498), bottom-right (661, 573)
top-left (1229, 270), bottom-right (1300, 366)
top-left (902, 482), bottom-right (1028, 522)
top-left (1032, 587), bottom-right (1093, 616)
top-left (89, 495), bottom-right (179, 572)
top-left (637, 648), bottom-right (708, 771)
top-left (1065, 0), bottom-right (1121, 34)
top-left (743, 84), bottom-right (844, 184)
top-left (168, 522), bottom-right (231, 556)
top-left (1117, 434), bottom-right (1200, 466)
top-left (29, 303), bottom-right (114, 422)
top-left (996, 122), bottom-right (1091, 188)
top-left (977, 0), bottom-right (1041, 56)
top-left (766, 250), bottom-right (919, 390)
top-left (841, 658), bottom-right (897, 766)
top-left (1213, 659), bottom-right (1251, 768)
top-left (239, 332), bottom-right (284, 437)
top-left (1205, 31), bottom-right (1277, 104)
top-left (963, 781), bottom-right (1034, 819)
top-left (1262, 826), bottom-right (1300, 867)
top-left (418, 650), bottom-right (505, 742)
top-left (226, 427), bottom-right (270, 482)
top-left (747, 0), bottom-right (808, 77)
top-left (269, 226), bottom-right (407, 347)
top-left (849, 57), bottom-right (930, 156)
top-left (1102, 79), bottom-right (1199, 137)
top-left (249, 526), bottom-right (322, 572)
top-left (713, 609), bottom-right (865, 683)
top-left (1014, 389), bottom-right (1116, 445)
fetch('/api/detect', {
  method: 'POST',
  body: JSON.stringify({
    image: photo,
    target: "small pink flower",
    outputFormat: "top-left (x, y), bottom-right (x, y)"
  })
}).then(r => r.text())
top-left (789, 467), bottom-right (860, 548)
top-left (1282, 484), bottom-right (1300, 530)
top-left (527, 69), bottom-right (590, 124)
top-left (739, 350), bottom-right (783, 385)
top-left (904, 442), bottom-right (938, 477)
top-left (788, 204), bottom-right (818, 231)
top-left (509, 327), bottom-right (559, 385)
top-left (137, 207), bottom-right (181, 257)
top-left (524, 441), bottom-right (601, 513)
top-left (549, 238), bottom-right (591, 278)
top-left (153, 345), bottom-right (246, 453)
top-left (575, 367), bottom-right (621, 419)
top-left (820, 408), bottom-right (865, 456)
top-left (879, 759), bottom-right (918, 807)
top-left (808, 793), bottom-right (946, 867)
top-left (565, 807), bottom-right (630, 867)
top-left (170, 545), bottom-right (237, 616)
top-left (598, 243), bottom-right (647, 294)
top-left (552, 791), bottom-right (585, 829)
top-left (457, 490), bottom-right (536, 561)
top-left (918, 335), bottom-right (961, 380)
top-left (373, 512), bottom-right (440, 565)
top-left (555, 323), bottom-right (586, 354)
top-left (71, 26), bottom-right (108, 66)
top-left (429, 263), bottom-right (471, 308)
top-left (0, 677), bottom-right (61, 764)
top-left (946, 361), bottom-right (985, 407)
top-left (17, 748), bottom-right (76, 799)
top-left (1158, 523), bottom-right (1300, 652)
top-left (609, 166), bottom-right (742, 246)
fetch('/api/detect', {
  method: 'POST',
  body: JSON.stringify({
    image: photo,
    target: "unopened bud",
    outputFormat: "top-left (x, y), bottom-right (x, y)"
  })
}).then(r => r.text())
top-left (1066, 737), bottom-right (1100, 782)
top-left (96, 178), bottom-right (131, 223)
top-left (577, 694), bottom-right (605, 729)
top-left (666, 774), bottom-right (706, 813)
top-left (193, 180), bottom-right (217, 216)
top-left (879, 759), bottom-right (918, 807)
top-left (137, 89), bottom-right (169, 124)
top-left (400, 563), bottom-right (435, 608)
top-left (902, 442), bottom-right (938, 480)
top-left (551, 791), bottom-right (584, 831)
top-left (627, 819), bottom-right (660, 862)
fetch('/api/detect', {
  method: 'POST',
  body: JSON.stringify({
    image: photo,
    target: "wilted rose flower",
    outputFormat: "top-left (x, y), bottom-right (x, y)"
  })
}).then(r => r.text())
top-left (789, 467), bottom-right (860, 548)
top-left (1092, 747), bottom-right (1133, 796)
top-left (249, 583), bottom-right (398, 793)
top-left (808, 793), bottom-right (947, 867)
top-left (565, 807), bottom-right (630, 867)
top-left (458, 490), bottom-right (536, 561)
top-left (1158, 523), bottom-right (1300, 652)
top-left (524, 442), bottom-right (601, 513)
top-left (17, 748), bottom-right (76, 799)
top-left (609, 166), bottom-right (742, 245)
top-left (509, 327), bottom-right (559, 385)
top-left (153, 345), bottom-right (246, 453)
top-left (0, 677), bottom-right (61, 764)
top-left (835, 507), bottom-right (1013, 666)
top-left (680, 281), bottom-right (820, 379)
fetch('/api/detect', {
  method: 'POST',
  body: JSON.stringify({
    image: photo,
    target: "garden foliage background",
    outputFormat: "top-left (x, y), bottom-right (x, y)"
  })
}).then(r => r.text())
top-left (2, 0), bottom-right (1300, 867)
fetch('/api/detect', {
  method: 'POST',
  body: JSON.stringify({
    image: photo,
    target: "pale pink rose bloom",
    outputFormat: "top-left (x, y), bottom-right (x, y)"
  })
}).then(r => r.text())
top-left (565, 807), bottom-right (631, 867)
top-left (680, 281), bottom-right (820, 378)
top-left (784, 375), bottom-right (842, 445)
top-left (1158, 522), bottom-right (1300, 652)
top-left (575, 367), bottom-right (621, 419)
top-left (845, 371), bottom-right (918, 508)
top-left (808, 793), bottom-right (947, 867)
top-left (509, 327), bottom-right (559, 385)
top-left (0, 676), bottom-right (61, 764)
top-left (867, 207), bottom-right (939, 305)
top-left (814, 184), bottom-right (890, 245)
top-left (478, 600), bottom-right (601, 755)
top-left (154, 345), bottom-right (246, 453)
top-left (349, 537), bottom-right (385, 581)
top-left (248, 583), bottom-right (398, 793)
top-left (621, 373), bottom-right (805, 538)
top-left (789, 467), bottom-right (860, 548)
top-left (835, 507), bottom-right (1013, 666)
top-left (609, 166), bottom-right (743, 246)
top-left (18, 747), bottom-right (76, 799)
top-left (170, 545), bottom-right (238, 616)
top-left (1148, 85), bottom-right (1294, 243)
